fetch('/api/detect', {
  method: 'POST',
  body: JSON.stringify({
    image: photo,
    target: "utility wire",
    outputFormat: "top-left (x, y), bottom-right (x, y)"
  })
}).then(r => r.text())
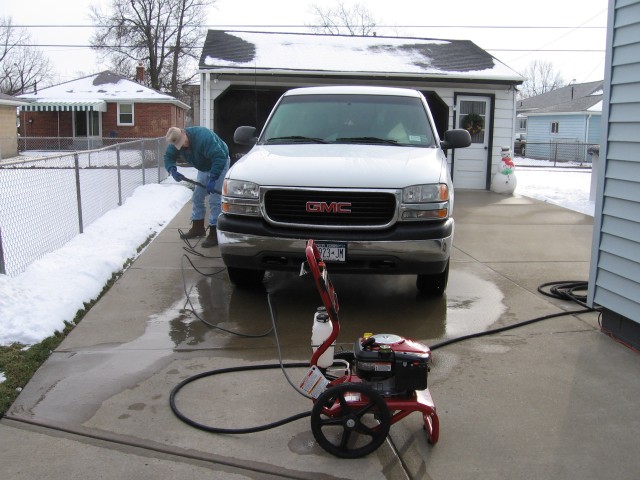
top-left (12, 43), bottom-right (605, 53)
top-left (12, 24), bottom-right (607, 29)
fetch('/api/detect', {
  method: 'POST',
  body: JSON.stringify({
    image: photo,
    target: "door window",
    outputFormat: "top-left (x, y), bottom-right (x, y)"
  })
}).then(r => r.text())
top-left (458, 100), bottom-right (487, 144)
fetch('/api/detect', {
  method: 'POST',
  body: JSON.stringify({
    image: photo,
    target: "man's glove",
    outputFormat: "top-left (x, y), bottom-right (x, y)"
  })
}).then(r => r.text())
top-left (168, 166), bottom-right (185, 182)
top-left (207, 175), bottom-right (219, 194)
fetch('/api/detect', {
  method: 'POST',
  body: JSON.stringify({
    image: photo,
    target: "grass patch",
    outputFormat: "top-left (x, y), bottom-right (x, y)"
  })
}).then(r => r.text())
top-left (0, 323), bottom-right (74, 416)
top-left (0, 234), bottom-right (155, 418)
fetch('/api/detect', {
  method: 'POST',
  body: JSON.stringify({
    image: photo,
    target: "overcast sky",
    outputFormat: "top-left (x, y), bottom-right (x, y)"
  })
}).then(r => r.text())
top-left (4, 0), bottom-right (609, 86)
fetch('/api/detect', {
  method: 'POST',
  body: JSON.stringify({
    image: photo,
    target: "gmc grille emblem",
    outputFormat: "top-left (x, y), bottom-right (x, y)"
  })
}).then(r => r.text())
top-left (306, 201), bottom-right (352, 213)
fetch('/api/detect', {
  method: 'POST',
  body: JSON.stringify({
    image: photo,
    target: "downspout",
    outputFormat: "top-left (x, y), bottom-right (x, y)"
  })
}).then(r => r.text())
top-left (585, 114), bottom-right (591, 163)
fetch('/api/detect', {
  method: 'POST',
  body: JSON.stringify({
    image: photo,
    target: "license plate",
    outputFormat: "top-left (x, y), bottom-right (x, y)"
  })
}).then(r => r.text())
top-left (316, 242), bottom-right (346, 263)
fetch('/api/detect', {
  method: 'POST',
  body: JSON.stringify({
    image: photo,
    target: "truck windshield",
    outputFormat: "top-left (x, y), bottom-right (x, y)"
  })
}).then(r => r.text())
top-left (260, 94), bottom-right (436, 147)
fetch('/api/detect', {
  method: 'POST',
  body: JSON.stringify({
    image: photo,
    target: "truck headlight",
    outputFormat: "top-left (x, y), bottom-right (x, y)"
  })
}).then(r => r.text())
top-left (223, 179), bottom-right (259, 198)
top-left (221, 179), bottom-right (261, 216)
top-left (400, 183), bottom-right (449, 220)
top-left (403, 184), bottom-right (448, 203)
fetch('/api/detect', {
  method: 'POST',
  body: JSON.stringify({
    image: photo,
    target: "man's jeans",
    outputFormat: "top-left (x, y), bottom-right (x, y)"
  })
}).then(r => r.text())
top-left (191, 158), bottom-right (230, 226)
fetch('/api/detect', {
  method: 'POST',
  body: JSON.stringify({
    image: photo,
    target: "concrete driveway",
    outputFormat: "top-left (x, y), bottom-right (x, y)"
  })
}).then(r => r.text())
top-left (2, 191), bottom-right (639, 479)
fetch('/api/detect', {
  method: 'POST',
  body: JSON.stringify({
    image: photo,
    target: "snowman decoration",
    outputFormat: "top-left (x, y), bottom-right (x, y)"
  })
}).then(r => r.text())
top-left (491, 147), bottom-right (517, 194)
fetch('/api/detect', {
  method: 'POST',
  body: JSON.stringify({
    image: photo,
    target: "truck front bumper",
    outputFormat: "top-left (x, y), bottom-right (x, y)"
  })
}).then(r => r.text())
top-left (217, 216), bottom-right (453, 275)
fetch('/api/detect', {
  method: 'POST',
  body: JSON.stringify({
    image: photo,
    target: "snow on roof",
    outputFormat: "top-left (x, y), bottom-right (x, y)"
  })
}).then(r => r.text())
top-left (199, 30), bottom-right (523, 82)
top-left (0, 92), bottom-right (28, 107)
top-left (18, 71), bottom-right (189, 109)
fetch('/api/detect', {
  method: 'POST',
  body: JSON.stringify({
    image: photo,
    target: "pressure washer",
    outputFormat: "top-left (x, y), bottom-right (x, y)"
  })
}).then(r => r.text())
top-left (170, 239), bottom-right (596, 459)
top-left (300, 239), bottom-right (438, 458)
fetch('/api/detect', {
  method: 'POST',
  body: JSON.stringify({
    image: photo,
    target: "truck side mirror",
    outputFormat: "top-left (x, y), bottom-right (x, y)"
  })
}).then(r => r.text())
top-left (440, 129), bottom-right (472, 150)
top-left (234, 126), bottom-right (258, 146)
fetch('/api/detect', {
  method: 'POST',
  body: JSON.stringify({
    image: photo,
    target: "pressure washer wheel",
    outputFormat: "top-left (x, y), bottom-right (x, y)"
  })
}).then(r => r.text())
top-left (311, 383), bottom-right (391, 458)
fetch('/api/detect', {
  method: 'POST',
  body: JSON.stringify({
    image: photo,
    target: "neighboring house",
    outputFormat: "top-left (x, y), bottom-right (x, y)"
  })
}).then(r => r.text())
top-left (0, 93), bottom-right (27, 160)
top-left (197, 30), bottom-right (524, 190)
top-left (588, 0), bottom-right (640, 349)
top-left (17, 70), bottom-right (189, 147)
top-left (516, 81), bottom-right (603, 161)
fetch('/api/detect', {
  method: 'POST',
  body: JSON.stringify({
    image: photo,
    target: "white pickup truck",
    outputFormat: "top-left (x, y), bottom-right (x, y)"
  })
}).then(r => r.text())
top-left (218, 86), bottom-right (471, 294)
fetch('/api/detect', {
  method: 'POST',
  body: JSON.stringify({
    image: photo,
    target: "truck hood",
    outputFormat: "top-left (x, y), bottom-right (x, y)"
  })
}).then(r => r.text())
top-left (228, 144), bottom-right (448, 189)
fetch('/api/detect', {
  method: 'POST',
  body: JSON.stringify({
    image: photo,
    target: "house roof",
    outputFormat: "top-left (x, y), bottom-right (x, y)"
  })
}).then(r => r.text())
top-left (17, 71), bottom-right (190, 111)
top-left (516, 80), bottom-right (604, 114)
top-left (199, 30), bottom-right (524, 83)
top-left (0, 92), bottom-right (28, 107)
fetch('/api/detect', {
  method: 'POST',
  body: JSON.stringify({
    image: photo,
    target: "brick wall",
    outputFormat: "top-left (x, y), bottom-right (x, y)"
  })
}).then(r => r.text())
top-left (18, 110), bottom-right (73, 138)
top-left (18, 102), bottom-right (186, 139)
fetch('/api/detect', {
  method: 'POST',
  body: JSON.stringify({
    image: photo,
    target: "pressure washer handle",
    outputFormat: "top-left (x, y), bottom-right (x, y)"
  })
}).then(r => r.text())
top-left (306, 239), bottom-right (341, 367)
top-left (182, 177), bottom-right (222, 195)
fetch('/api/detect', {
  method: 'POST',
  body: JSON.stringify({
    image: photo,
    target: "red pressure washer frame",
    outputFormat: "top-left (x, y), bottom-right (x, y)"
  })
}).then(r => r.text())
top-left (305, 239), bottom-right (439, 444)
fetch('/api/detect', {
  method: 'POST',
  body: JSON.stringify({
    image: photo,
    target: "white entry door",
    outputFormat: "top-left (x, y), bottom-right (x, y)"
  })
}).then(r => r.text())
top-left (453, 96), bottom-right (492, 189)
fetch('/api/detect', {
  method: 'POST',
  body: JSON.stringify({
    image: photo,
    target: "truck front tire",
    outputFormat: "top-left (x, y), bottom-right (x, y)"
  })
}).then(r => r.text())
top-left (416, 261), bottom-right (449, 296)
top-left (227, 267), bottom-right (265, 287)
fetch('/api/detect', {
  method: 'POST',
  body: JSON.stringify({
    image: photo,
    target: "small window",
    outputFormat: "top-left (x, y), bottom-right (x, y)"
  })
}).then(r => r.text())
top-left (117, 103), bottom-right (134, 126)
top-left (519, 118), bottom-right (527, 130)
top-left (551, 121), bottom-right (559, 134)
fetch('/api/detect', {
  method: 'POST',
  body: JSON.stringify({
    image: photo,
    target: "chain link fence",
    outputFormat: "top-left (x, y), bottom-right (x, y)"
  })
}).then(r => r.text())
top-left (513, 141), bottom-right (597, 168)
top-left (0, 137), bottom-right (169, 277)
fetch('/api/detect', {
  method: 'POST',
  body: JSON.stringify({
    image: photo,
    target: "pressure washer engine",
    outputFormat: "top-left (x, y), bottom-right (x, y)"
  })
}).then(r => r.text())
top-left (301, 239), bottom-right (439, 458)
top-left (354, 333), bottom-right (430, 396)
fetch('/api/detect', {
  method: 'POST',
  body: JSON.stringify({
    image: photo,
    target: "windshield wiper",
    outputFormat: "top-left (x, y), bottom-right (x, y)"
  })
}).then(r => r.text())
top-left (335, 136), bottom-right (399, 145)
top-left (264, 136), bottom-right (328, 144)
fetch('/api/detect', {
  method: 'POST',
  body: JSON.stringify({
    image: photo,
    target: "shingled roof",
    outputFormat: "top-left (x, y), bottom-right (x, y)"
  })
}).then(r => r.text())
top-left (199, 30), bottom-right (523, 83)
top-left (516, 80), bottom-right (604, 114)
top-left (18, 71), bottom-right (189, 111)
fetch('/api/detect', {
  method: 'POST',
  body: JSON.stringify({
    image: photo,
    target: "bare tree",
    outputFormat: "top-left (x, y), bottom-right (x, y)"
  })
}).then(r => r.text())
top-left (0, 17), bottom-right (54, 95)
top-left (309, 1), bottom-right (378, 36)
top-left (520, 60), bottom-right (566, 99)
top-left (89, 0), bottom-right (214, 95)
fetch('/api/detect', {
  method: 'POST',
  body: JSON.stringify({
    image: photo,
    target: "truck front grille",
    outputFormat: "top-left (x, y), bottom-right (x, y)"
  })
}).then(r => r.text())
top-left (264, 190), bottom-right (396, 227)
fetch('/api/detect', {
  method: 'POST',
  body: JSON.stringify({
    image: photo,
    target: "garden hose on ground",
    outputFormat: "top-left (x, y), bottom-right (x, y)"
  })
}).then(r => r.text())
top-left (169, 281), bottom-right (599, 435)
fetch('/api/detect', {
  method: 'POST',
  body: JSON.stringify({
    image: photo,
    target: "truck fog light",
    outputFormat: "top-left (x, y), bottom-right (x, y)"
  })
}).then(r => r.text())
top-left (222, 203), bottom-right (261, 216)
top-left (402, 209), bottom-right (448, 220)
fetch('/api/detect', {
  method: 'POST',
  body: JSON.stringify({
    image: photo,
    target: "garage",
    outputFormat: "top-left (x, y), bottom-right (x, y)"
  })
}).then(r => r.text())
top-left (197, 30), bottom-right (523, 190)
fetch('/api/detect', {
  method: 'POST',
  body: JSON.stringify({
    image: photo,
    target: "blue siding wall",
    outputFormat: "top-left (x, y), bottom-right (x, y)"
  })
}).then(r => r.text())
top-left (526, 114), bottom-right (600, 161)
top-left (589, 0), bottom-right (640, 325)
top-left (587, 114), bottom-right (602, 144)
top-left (527, 115), bottom-right (586, 143)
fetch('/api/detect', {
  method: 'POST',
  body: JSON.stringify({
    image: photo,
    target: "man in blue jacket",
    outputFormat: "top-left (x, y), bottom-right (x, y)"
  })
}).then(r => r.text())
top-left (164, 126), bottom-right (230, 247)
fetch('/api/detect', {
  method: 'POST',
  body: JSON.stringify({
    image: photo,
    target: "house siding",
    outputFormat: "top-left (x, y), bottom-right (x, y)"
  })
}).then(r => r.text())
top-left (0, 106), bottom-right (19, 159)
top-left (588, 0), bottom-right (640, 346)
top-left (526, 114), bottom-right (599, 162)
top-left (587, 114), bottom-right (602, 144)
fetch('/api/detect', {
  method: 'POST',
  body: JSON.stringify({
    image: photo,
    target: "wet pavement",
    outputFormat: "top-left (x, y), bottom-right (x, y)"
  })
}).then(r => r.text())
top-left (2, 190), bottom-right (639, 479)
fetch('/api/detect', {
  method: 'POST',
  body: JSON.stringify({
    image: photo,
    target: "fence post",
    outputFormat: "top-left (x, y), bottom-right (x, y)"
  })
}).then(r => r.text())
top-left (141, 139), bottom-right (146, 185)
top-left (116, 145), bottom-right (123, 206)
top-left (157, 138), bottom-right (162, 184)
top-left (0, 227), bottom-right (6, 275)
top-left (74, 152), bottom-right (84, 234)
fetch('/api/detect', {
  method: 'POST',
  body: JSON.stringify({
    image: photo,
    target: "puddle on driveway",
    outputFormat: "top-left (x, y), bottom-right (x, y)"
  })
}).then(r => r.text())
top-left (164, 267), bottom-right (507, 351)
top-left (25, 266), bottom-right (506, 423)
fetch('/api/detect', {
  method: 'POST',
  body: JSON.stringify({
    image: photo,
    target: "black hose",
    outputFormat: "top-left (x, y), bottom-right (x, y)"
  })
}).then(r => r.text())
top-left (170, 281), bottom-right (598, 434)
top-left (169, 362), bottom-right (311, 434)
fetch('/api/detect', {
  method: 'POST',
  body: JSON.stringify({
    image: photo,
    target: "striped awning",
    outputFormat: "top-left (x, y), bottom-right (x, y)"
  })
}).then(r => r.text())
top-left (20, 100), bottom-right (108, 112)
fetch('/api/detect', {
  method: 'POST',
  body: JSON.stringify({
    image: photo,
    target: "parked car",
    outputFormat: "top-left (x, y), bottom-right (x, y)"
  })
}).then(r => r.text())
top-left (218, 86), bottom-right (471, 295)
top-left (514, 133), bottom-right (527, 156)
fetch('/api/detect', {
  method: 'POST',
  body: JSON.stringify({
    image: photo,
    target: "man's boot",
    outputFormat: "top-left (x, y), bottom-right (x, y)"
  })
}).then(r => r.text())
top-left (180, 219), bottom-right (206, 239)
top-left (201, 225), bottom-right (218, 248)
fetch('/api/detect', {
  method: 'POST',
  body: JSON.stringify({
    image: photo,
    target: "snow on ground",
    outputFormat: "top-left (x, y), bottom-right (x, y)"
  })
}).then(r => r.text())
top-left (0, 165), bottom-right (597, 377)
top-left (515, 166), bottom-right (595, 216)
